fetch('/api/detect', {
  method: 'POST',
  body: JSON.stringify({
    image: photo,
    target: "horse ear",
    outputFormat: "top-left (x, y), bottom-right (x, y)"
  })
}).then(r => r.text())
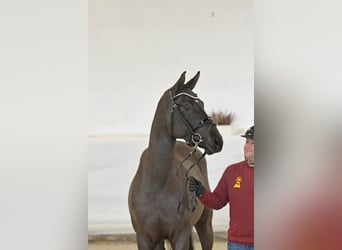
top-left (185, 71), bottom-right (200, 90)
top-left (172, 71), bottom-right (186, 92)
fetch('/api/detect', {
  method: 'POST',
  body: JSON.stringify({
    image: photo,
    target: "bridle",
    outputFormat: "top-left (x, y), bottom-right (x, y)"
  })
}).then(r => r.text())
top-left (169, 89), bottom-right (214, 146)
top-left (168, 89), bottom-right (213, 219)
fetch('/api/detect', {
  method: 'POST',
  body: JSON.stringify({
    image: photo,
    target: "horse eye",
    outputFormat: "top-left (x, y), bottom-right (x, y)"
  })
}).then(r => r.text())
top-left (183, 104), bottom-right (191, 111)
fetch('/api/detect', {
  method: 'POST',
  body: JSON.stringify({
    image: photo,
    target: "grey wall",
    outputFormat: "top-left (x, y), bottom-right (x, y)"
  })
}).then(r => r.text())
top-left (89, 0), bottom-right (254, 135)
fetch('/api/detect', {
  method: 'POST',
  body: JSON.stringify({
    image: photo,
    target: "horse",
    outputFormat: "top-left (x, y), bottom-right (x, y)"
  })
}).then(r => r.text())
top-left (128, 71), bottom-right (223, 249)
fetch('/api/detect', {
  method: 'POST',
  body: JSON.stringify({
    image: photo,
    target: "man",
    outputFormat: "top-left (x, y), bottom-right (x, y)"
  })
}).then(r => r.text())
top-left (189, 125), bottom-right (254, 250)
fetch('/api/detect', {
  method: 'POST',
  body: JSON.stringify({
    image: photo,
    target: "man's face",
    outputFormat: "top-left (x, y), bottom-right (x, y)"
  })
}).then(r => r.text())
top-left (244, 138), bottom-right (254, 166)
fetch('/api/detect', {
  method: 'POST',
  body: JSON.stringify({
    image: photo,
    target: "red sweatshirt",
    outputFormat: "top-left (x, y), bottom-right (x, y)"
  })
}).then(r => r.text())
top-left (199, 160), bottom-right (254, 245)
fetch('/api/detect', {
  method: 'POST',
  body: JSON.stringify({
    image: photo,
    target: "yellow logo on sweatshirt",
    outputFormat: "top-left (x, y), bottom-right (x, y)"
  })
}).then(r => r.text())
top-left (234, 176), bottom-right (242, 188)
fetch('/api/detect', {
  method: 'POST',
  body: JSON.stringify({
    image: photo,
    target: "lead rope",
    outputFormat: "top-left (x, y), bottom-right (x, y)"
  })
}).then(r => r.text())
top-left (176, 137), bottom-right (207, 221)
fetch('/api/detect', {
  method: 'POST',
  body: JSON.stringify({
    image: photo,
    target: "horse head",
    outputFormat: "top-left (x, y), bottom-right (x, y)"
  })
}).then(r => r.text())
top-left (167, 71), bottom-right (223, 155)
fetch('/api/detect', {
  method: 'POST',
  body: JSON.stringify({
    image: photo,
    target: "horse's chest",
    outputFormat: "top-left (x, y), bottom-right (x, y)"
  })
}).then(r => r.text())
top-left (138, 190), bottom-right (179, 208)
top-left (134, 189), bottom-right (180, 219)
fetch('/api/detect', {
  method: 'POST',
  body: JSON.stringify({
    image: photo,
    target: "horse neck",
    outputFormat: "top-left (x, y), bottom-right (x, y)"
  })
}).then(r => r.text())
top-left (146, 100), bottom-right (176, 181)
top-left (148, 132), bottom-right (175, 163)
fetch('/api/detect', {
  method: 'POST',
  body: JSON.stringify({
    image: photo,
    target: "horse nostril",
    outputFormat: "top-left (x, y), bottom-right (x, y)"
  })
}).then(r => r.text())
top-left (215, 137), bottom-right (220, 148)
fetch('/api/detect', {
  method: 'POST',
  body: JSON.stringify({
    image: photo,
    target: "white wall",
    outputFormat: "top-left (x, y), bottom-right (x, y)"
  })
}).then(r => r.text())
top-left (88, 0), bottom-right (254, 235)
top-left (89, 0), bottom-right (254, 135)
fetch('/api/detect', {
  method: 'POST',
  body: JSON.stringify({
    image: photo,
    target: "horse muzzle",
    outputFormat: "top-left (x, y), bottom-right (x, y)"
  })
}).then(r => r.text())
top-left (191, 125), bottom-right (223, 155)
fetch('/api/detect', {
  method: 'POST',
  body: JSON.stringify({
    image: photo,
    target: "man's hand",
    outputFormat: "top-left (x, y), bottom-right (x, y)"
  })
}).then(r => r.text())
top-left (188, 176), bottom-right (205, 197)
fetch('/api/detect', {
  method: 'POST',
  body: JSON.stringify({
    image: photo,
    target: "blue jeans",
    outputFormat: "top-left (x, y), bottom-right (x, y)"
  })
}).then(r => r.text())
top-left (228, 241), bottom-right (254, 250)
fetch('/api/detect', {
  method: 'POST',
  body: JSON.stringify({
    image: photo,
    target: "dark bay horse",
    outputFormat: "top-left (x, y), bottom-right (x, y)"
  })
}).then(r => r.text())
top-left (128, 71), bottom-right (223, 249)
